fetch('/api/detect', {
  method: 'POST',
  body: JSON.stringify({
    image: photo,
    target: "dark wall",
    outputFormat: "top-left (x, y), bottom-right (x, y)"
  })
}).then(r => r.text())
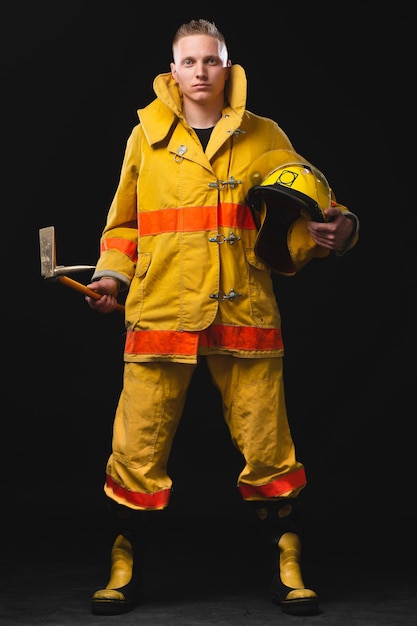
top-left (3, 2), bottom-right (415, 526)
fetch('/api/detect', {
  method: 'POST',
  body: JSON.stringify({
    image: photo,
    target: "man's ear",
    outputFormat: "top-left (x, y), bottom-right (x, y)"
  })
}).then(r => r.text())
top-left (170, 62), bottom-right (177, 81)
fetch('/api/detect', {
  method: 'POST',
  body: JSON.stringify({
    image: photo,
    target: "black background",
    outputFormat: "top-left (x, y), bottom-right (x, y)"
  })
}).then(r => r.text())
top-left (3, 2), bottom-right (415, 528)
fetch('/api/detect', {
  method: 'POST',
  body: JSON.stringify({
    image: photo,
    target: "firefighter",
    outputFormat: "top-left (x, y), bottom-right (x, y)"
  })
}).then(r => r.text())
top-left (86, 18), bottom-right (359, 616)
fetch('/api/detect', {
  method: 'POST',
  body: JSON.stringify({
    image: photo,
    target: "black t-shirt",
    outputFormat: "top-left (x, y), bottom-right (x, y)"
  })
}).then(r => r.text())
top-left (193, 127), bottom-right (214, 151)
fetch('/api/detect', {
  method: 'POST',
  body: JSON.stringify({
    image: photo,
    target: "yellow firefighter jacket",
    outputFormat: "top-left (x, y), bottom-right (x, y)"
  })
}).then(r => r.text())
top-left (92, 64), bottom-right (356, 363)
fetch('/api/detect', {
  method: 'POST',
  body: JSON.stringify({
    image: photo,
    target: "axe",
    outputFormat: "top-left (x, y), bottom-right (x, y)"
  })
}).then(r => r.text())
top-left (39, 225), bottom-right (125, 313)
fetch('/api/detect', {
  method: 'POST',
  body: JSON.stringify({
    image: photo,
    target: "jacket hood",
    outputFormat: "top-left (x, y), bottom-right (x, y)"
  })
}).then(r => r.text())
top-left (138, 64), bottom-right (247, 146)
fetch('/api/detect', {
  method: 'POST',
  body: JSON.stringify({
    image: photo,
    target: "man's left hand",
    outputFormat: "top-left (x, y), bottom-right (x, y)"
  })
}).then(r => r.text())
top-left (307, 207), bottom-right (356, 251)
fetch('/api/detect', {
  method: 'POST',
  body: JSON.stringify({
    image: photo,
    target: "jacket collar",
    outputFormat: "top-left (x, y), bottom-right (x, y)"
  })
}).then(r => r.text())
top-left (138, 64), bottom-right (247, 147)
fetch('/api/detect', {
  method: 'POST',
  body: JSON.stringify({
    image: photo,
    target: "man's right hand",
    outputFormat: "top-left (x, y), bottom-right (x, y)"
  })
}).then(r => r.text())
top-left (85, 277), bottom-right (120, 313)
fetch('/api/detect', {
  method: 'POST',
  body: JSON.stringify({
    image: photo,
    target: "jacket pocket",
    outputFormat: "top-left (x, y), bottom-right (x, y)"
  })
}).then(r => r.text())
top-left (245, 248), bottom-right (281, 327)
top-left (125, 253), bottom-right (152, 326)
top-left (135, 253), bottom-right (152, 278)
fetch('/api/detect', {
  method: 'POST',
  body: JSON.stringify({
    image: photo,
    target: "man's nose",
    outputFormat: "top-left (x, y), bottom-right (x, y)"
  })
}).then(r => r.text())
top-left (195, 62), bottom-right (207, 77)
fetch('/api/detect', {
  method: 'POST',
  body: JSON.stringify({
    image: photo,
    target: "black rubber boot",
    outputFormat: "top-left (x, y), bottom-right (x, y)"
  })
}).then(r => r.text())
top-left (91, 502), bottom-right (152, 616)
top-left (252, 499), bottom-right (319, 616)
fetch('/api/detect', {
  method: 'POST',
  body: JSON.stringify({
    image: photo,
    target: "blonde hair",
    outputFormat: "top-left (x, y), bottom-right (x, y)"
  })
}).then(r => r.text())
top-left (172, 19), bottom-right (228, 57)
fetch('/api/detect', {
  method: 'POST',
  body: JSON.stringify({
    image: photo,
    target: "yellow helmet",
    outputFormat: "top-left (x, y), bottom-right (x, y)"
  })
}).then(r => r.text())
top-left (247, 161), bottom-right (331, 275)
top-left (247, 161), bottom-right (331, 224)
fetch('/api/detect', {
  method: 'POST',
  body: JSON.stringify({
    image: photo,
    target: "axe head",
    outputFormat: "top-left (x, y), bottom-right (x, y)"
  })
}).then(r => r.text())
top-left (39, 225), bottom-right (95, 279)
top-left (39, 226), bottom-right (58, 279)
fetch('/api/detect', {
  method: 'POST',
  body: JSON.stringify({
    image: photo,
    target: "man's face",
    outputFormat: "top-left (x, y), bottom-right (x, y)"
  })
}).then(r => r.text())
top-left (170, 34), bottom-right (231, 106)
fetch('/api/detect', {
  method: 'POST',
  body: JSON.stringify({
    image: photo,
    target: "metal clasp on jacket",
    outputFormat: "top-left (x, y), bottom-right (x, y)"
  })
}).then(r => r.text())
top-left (210, 288), bottom-right (242, 301)
top-left (174, 145), bottom-right (187, 163)
top-left (208, 176), bottom-right (242, 190)
top-left (208, 232), bottom-right (241, 245)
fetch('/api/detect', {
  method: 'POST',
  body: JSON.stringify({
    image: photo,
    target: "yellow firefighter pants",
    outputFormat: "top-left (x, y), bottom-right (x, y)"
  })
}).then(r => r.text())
top-left (104, 355), bottom-right (306, 510)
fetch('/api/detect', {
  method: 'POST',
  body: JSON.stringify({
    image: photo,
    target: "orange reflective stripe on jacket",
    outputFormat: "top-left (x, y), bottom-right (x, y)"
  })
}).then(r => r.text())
top-left (100, 236), bottom-right (138, 262)
top-left (125, 324), bottom-right (283, 357)
top-left (139, 202), bottom-right (256, 236)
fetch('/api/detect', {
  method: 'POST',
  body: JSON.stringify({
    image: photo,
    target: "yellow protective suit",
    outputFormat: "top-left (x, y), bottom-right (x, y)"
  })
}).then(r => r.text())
top-left (92, 64), bottom-right (356, 509)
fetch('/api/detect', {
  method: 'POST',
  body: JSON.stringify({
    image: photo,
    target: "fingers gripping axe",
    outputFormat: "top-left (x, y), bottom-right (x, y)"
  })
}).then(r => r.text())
top-left (39, 226), bottom-right (125, 313)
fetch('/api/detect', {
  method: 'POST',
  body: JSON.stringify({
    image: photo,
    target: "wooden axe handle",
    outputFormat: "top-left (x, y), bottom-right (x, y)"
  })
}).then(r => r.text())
top-left (58, 276), bottom-right (125, 313)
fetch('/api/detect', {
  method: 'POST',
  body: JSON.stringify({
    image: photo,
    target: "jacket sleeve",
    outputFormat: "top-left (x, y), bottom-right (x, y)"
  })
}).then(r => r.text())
top-left (92, 127), bottom-right (141, 288)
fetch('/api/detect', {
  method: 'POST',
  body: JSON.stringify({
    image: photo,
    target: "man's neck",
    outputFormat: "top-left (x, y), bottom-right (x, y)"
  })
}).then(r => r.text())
top-left (182, 96), bottom-right (223, 129)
